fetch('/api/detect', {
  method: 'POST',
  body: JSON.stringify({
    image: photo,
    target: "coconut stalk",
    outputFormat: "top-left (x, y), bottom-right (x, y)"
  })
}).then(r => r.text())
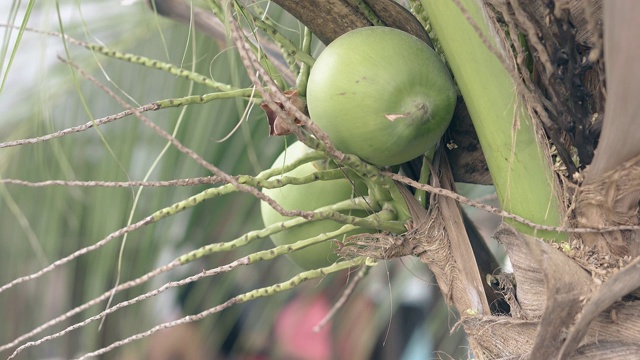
top-left (421, 0), bottom-right (565, 240)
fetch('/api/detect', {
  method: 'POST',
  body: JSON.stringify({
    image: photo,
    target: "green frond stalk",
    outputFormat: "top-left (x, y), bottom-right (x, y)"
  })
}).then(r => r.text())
top-left (409, 0), bottom-right (429, 29)
top-left (225, 1), bottom-right (286, 89)
top-left (153, 89), bottom-right (257, 108)
top-left (82, 43), bottom-right (235, 92)
top-left (253, 168), bottom-right (348, 189)
top-left (421, 0), bottom-right (564, 240)
top-left (178, 205), bottom-right (402, 264)
top-left (295, 26), bottom-right (312, 96)
top-left (258, 148), bottom-right (326, 178)
top-left (297, 133), bottom-right (413, 222)
top-left (235, 4), bottom-right (315, 67)
top-left (179, 208), bottom-right (397, 265)
top-left (148, 170), bottom-right (344, 220)
top-left (150, 169), bottom-right (404, 242)
top-left (414, 149), bottom-right (435, 208)
top-left (178, 197), bottom-right (375, 262)
top-left (235, 257), bottom-right (368, 302)
top-left (353, 0), bottom-right (384, 26)
top-left (148, 149), bottom-right (325, 220)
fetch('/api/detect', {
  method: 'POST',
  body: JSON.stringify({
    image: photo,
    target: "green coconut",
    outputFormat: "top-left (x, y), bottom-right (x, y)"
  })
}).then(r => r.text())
top-left (306, 26), bottom-right (457, 167)
top-left (260, 141), bottom-right (371, 270)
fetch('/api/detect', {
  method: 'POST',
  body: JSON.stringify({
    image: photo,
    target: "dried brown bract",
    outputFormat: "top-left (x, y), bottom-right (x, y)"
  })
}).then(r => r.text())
top-left (260, 89), bottom-right (305, 136)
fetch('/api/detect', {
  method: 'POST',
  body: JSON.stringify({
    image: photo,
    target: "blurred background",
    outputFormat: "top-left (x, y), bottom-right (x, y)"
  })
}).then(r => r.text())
top-left (0, 1), bottom-right (500, 358)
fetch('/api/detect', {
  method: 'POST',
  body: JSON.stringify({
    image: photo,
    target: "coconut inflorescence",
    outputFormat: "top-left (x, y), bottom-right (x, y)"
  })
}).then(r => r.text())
top-left (261, 27), bottom-right (455, 269)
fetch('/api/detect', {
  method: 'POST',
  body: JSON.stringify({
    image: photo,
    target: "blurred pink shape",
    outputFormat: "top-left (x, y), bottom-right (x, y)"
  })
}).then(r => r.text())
top-left (275, 294), bottom-right (333, 360)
